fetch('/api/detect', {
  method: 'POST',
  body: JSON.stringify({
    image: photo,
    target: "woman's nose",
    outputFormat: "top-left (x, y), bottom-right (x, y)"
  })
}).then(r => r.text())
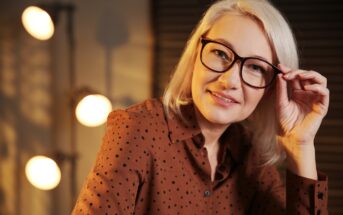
top-left (217, 62), bottom-right (241, 89)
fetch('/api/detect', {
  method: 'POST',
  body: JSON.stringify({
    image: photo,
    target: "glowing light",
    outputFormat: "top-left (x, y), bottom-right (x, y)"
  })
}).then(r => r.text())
top-left (22, 6), bottom-right (55, 40)
top-left (75, 94), bottom-right (112, 127)
top-left (25, 156), bottom-right (61, 190)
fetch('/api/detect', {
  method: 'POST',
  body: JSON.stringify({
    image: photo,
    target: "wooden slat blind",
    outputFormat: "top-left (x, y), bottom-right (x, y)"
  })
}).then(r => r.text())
top-left (152, 0), bottom-right (343, 214)
top-left (275, 1), bottom-right (343, 213)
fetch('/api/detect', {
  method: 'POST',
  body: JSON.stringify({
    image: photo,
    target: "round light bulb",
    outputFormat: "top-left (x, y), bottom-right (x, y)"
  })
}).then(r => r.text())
top-left (22, 6), bottom-right (55, 40)
top-left (25, 156), bottom-right (61, 190)
top-left (75, 94), bottom-right (112, 127)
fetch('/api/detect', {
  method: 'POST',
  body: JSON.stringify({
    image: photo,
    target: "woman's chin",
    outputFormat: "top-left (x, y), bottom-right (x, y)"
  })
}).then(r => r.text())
top-left (203, 112), bottom-right (237, 126)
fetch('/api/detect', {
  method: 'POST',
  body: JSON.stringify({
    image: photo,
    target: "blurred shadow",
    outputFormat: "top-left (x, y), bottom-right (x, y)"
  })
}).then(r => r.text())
top-left (0, 186), bottom-right (7, 215)
top-left (95, 5), bottom-right (135, 107)
top-left (0, 24), bottom-right (53, 215)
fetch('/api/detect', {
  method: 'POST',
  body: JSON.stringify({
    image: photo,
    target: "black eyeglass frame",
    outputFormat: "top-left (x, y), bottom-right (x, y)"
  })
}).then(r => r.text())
top-left (200, 37), bottom-right (282, 89)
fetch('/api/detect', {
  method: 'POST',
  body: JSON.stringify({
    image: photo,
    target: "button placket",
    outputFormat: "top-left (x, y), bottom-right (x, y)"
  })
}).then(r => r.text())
top-left (317, 192), bottom-right (324, 199)
top-left (204, 189), bottom-right (211, 197)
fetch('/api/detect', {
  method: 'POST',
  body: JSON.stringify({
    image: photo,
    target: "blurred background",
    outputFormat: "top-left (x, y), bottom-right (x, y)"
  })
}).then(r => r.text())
top-left (0, 0), bottom-right (342, 214)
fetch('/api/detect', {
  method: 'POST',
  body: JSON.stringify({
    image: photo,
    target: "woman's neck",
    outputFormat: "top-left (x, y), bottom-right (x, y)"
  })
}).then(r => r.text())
top-left (194, 107), bottom-right (230, 147)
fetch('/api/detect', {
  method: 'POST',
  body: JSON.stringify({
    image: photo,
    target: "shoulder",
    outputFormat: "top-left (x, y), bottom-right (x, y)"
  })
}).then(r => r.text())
top-left (95, 99), bottom-right (166, 182)
top-left (107, 98), bottom-right (164, 123)
top-left (106, 98), bottom-right (166, 129)
top-left (105, 98), bottom-right (169, 144)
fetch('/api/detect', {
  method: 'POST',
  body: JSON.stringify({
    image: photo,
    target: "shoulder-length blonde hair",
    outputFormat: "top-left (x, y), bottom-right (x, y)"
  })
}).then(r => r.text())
top-left (162, 0), bottom-right (299, 166)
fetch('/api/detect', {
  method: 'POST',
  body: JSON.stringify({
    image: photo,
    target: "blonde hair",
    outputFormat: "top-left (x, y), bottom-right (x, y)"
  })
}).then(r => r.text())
top-left (162, 0), bottom-right (299, 166)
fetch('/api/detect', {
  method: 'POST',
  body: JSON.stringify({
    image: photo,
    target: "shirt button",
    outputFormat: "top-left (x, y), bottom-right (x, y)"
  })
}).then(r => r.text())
top-left (317, 192), bottom-right (324, 199)
top-left (204, 190), bottom-right (211, 197)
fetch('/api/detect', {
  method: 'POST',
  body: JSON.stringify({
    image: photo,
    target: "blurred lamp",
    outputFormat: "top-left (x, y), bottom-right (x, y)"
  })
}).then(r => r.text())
top-left (75, 94), bottom-right (112, 127)
top-left (21, 6), bottom-right (55, 40)
top-left (25, 155), bottom-right (61, 190)
top-left (21, 2), bottom-right (78, 200)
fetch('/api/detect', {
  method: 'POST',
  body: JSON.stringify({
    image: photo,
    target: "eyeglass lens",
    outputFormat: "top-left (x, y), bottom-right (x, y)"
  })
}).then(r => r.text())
top-left (201, 41), bottom-right (275, 88)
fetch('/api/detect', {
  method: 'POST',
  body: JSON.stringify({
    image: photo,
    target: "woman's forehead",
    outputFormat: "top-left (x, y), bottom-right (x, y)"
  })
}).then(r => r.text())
top-left (206, 14), bottom-right (273, 62)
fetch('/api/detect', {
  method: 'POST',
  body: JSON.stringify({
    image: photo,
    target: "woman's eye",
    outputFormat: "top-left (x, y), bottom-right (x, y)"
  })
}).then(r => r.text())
top-left (250, 64), bottom-right (266, 73)
top-left (213, 50), bottom-right (229, 60)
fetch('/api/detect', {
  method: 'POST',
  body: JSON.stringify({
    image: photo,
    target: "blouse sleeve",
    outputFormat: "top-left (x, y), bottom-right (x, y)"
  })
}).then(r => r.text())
top-left (71, 110), bottom-right (153, 215)
top-left (249, 166), bottom-right (328, 215)
top-left (286, 170), bottom-right (328, 215)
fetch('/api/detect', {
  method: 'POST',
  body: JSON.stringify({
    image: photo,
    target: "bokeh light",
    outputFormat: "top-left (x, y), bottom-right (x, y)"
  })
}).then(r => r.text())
top-left (75, 94), bottom-right (112, 127)
top-left (25, 156), bottom-right (61, 190)
top-left (22, 6), bottom-right (55, 40)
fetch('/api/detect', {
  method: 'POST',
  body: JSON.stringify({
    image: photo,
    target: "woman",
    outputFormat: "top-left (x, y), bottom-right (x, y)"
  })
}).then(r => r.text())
top-left (72, 0), bottom-right (329, 214)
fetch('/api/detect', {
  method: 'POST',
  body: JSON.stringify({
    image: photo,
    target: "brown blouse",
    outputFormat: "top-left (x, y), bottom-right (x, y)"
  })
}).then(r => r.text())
top-left (72, 98), bottom-right (328, 215)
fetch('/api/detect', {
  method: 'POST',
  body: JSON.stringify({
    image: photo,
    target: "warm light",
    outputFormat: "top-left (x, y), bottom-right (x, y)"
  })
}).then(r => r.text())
top-left (22, 6), bottom-right (55, 40)
top-left (75, 94), bottom-right (112, 127)
top-left (25, 156), bottom-right (61, 190)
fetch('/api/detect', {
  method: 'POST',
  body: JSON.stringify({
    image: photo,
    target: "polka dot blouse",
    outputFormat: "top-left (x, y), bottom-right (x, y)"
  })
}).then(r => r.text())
top-left (72, 98), bottom-right (328, 215)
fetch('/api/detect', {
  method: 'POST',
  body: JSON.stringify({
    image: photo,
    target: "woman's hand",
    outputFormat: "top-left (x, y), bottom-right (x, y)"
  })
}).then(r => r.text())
top-left (275, 64), bottom-right (330, 179)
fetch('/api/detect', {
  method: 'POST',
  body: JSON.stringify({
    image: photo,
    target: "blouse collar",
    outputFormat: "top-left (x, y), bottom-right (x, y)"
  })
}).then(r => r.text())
top-left (161, 99), bottom-right (251, 164)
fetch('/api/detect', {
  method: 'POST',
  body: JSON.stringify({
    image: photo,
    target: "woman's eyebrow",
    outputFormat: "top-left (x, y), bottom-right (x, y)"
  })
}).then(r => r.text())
top-left (214, 37), bottom-right (270, 62)
top-left (214, 38), bottom-right (236, 50)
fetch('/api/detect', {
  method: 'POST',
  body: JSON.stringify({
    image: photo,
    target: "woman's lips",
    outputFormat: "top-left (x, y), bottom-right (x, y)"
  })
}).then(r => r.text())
top-left (208, 90), bottom-right (239, 106)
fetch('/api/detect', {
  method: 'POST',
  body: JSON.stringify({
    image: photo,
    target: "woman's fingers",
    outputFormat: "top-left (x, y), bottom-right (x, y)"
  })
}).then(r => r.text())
top-left (276, 64), bottom-right (330, 111)
top-left (303, 84), bottom-right (329, 96)
top-left (303, 84), bottom-right (330, 109)
top-left (278, 65), bottom-right (328, 97)
top-left (281, 67), bottom-right (327, 87)
top-left (276, 73), bottom-right (289, 107)
top-left (278, 64), bottom-right (302, 90)
top-left (293, 84), bottom-right (330, 115)
top-left (298, 72), bottom-right (327, 87)
top-left (278, 64), bottom-right (292, 74)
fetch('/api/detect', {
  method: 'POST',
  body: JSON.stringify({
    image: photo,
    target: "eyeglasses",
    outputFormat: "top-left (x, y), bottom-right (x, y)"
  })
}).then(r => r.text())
top-left (200, 37), bottom-right (281, 88)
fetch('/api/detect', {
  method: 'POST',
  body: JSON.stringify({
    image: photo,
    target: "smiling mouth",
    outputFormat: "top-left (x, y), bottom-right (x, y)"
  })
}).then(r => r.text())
top-left (207, 90), bottom-right (239, 104)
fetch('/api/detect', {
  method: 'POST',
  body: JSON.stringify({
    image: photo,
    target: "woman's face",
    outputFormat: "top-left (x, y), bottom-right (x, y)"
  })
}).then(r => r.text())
top-left (191, 14), bottom-right (273, 127)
